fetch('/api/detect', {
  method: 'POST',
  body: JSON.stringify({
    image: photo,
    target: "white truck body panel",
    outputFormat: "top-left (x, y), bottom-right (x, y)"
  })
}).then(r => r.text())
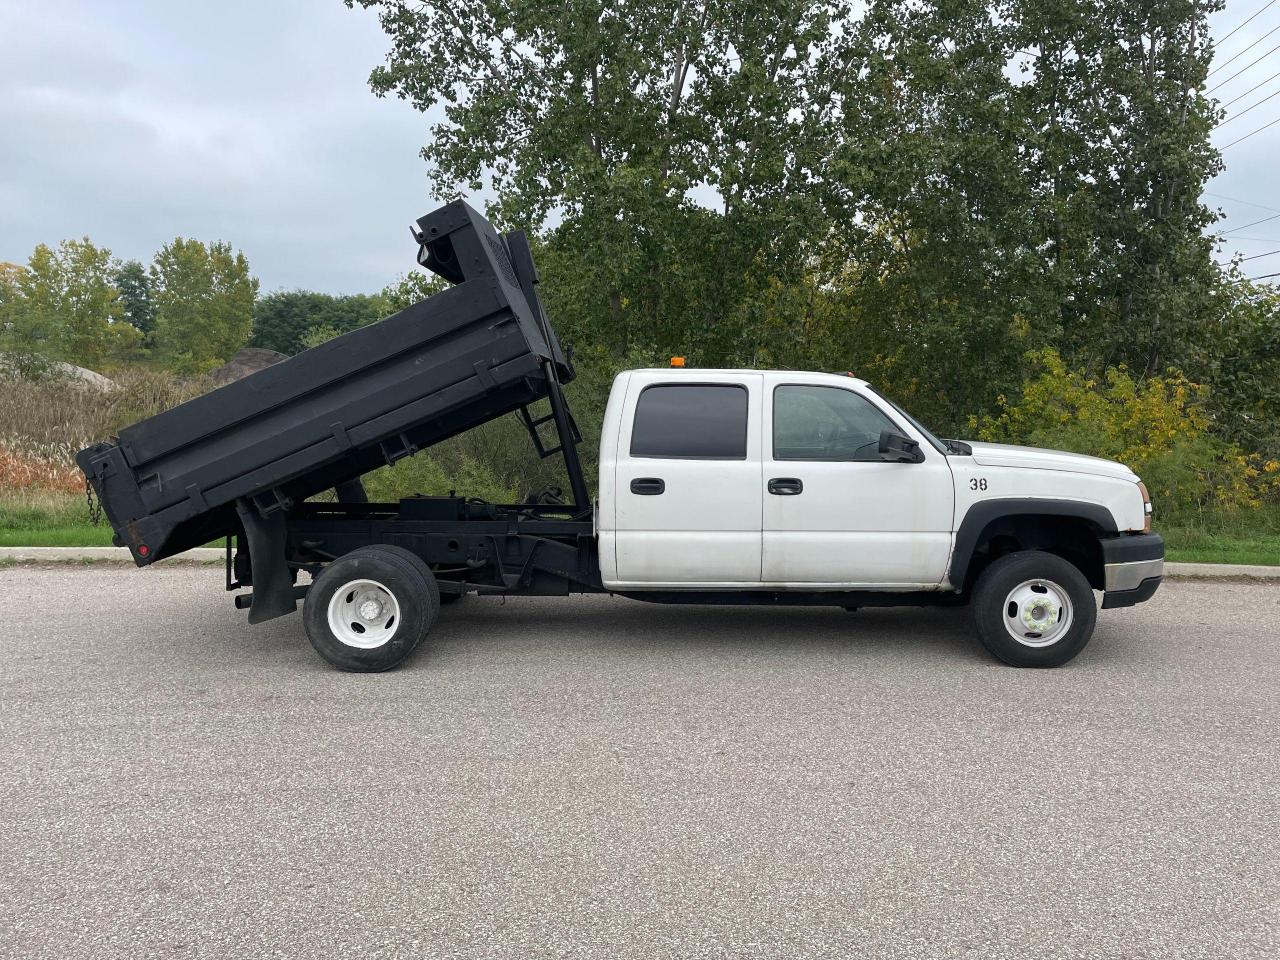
top-left (948, 457), bottom-right (1146, 539)
top-left (759, 372), bottom-right (954, 586)
top-left (597, 368), bottom-right (1150, 592)
top-left (611, 370), bottom-right (765, 583)
top-left (967, 441), bottom-right (1139, 482)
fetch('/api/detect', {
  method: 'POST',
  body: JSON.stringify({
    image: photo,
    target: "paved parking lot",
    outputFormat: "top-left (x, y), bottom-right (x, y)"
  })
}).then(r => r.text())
top-left (1, 567), bottom-right (1277, 959)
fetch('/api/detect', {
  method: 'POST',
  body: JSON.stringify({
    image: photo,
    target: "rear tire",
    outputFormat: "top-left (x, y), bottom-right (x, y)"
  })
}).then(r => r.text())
top-left (303, 545), bottom-right (440, 672)
top-left (362, 544), bottom-right (440, 627)
top-left (971, 550), bottom-right (1096, 667)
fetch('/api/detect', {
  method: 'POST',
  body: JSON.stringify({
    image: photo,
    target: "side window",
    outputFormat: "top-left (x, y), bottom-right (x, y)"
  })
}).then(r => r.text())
top-left (773, 385), bottom-right (898, 461)
top-left (630, 384), bottom-right (749, 459)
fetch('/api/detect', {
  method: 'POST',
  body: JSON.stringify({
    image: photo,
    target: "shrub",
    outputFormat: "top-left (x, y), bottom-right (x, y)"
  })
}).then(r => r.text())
top-left (973, 349), bottom-right (1279, 524)
top-left (0, 368), bottom-right (211, 452)
top-left (0, 443), bottom-right (84, 494)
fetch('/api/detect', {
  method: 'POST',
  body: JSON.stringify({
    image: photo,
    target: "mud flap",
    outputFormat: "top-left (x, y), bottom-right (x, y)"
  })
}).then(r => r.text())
top-left (235, 499), bottom-right (296, 624)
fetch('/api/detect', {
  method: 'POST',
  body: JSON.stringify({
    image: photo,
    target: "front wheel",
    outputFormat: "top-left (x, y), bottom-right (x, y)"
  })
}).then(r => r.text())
top-left (971, 550), bottom-right (1097, 667)
top-left (303, 545), bottom-right (440, 671)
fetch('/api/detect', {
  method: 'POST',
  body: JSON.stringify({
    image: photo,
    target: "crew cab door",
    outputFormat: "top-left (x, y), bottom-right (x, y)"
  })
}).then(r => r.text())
top-left (761, 378), bottom-right (954, 586)
top-left (611, 372), bottom-right (763, 584)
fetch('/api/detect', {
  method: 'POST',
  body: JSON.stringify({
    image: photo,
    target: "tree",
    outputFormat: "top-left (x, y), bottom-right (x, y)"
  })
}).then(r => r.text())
top-left (1001, 0), bottom-right (1224, 379)
top-left (350, 0), bottom-right (1249, 438)
top-left (0, 239), bottom-right (139, 371)
top-left (151, 239), bottom-right (257, 373)
top-left (381, 272), bottom-right (445, 314)
top-left (1204, 282), bottom-right (1280, 460)
top-left (114, 260), bottom-right (156, 343)
top-left (347, 0), bottom-right (848, 362)
top-left (251, 290), bottom-right (388, 355)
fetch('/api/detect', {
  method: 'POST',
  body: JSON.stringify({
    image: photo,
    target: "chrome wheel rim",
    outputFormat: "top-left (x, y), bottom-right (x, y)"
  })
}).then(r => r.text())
top-left (326, 579), bottom-right (401, 649)
top-left (1002, 578), bottom-right (1073, 647)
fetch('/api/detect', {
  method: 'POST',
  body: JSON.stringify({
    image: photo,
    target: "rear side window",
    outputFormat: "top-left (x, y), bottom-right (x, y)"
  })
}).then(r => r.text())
top-left (630, 384), bottom-right (748, 459)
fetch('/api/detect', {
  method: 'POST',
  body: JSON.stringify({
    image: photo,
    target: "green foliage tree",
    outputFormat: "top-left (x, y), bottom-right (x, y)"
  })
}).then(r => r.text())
top-left (114, 260), bottom-right (156, 343)
top-left (1002, 0), bottom-right (1224, 380)
top-left (251, 290), bottom-right (388, 355)
top-left (974, 348), bottom-right (1276, 522)
top-left (0, 239), bottom-right (139, 372)
top-left (347, 0), bottom-right (847, 364)
top-left (346, 0), bottom-right (1280, 540)
top-left (300, 322), bottom-right (341, 349)
top-left (1203, 282), bottom-right (1280, 460)
top-left (350, 0), bottom-right (1234, 437)
top-left (381, 272), bottom-right (446, 314)
top-left (151, 239), bottom-right (257, 373)
top-left (0, 262), bottom-right (37, 377)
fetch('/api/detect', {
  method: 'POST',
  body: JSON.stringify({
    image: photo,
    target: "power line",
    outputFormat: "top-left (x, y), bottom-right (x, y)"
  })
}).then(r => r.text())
top-left (1248, 270), bottom-right (1280, 280)
top-left (1217, 84), bottom-right (1280, 125)
top-left (1208, 39), bottom-right (1280, 92)
top-left (1218, 68), bottom-right (1280, 110)
top-left (1220, 113), bottom-right (1280, 148)
top-left (1205, 190), bottom-right (1280, 213)
top-left (1209, 21), bottom-right (1280, 78)
top-left (1222, 211), bottom-right (1280, 233)
top-left (1217, 0), bottom-right (1280, 49)
top-left (1237, 247), bottom-right (1280, 261)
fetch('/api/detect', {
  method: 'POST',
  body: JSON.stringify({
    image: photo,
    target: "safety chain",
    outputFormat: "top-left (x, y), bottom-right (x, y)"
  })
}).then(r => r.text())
top-left (85, 476), bottom-right (103, 526)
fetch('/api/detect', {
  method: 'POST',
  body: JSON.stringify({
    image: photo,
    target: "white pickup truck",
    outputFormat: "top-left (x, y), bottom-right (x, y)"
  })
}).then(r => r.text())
top-left (591, 366), bottom-right (1162, 668)
top-left (81, 201), bottom-right (1163, 672)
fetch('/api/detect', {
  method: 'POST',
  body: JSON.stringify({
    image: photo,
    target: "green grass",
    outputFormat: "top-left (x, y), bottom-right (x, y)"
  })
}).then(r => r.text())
top-left (1161, 528), bottom-right (1280, 566)
top-left (0, 493), bottom-right (111, 546)
top-left (3, 494), bottom-right (1278, 565)
top-left (0, 523), bottom-right (118, 547)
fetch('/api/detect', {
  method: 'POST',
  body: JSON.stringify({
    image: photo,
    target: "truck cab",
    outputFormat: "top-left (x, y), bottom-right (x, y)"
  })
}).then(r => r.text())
top-left (598, 367), bottom-right (1163, 666)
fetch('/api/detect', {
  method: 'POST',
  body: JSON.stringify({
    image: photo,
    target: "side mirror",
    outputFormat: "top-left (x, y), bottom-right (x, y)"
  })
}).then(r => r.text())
top-left (879, 429), bottom-right (924, 463)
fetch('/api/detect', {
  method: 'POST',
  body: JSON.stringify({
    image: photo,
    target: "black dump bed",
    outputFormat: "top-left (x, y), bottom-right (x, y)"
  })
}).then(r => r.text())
top-left (77, 201), bottom-right (574, 564)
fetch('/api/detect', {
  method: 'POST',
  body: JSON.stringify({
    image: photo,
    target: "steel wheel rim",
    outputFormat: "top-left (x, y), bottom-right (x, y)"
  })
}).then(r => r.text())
top-left (1002, 578), bottom-right (1073, 648)
top-left (326, 578), bottom-right (401, 649)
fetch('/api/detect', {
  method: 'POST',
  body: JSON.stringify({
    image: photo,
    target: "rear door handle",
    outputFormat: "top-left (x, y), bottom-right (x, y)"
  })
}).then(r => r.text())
top-left (768, 477), bottom-right (803, 496)
top-left (630, 477), bottom-right (665, 495)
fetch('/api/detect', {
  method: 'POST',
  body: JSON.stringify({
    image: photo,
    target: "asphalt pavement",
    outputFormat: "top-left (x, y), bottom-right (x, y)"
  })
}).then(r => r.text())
top-left (1, 567), bottom-right (1277, 959)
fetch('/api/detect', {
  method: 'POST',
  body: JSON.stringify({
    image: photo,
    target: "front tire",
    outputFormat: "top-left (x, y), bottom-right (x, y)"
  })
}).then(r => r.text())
top-left (303, 545), bottom-right (440, 671)
top-left (971, 550), bottom-right (1097, 667)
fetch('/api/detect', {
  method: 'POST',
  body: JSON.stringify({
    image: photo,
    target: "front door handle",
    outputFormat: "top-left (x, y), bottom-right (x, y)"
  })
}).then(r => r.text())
top-left (630, 477), bottom-right (665, 495)
top-left (768, 477), bottom-right (803, 496)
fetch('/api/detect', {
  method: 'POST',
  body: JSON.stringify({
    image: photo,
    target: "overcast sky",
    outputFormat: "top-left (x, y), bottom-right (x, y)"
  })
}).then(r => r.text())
top-left (2, 1), bottom-right (1278, 293)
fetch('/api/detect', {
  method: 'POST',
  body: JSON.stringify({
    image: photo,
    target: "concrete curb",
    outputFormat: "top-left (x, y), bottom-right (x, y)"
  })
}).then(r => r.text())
top-left (1, 547), bottom-right (1276, 580)
top-left (0, 547), bottom-right (224, 565)
top-left (1163, 561), bottom-right (1280, 581)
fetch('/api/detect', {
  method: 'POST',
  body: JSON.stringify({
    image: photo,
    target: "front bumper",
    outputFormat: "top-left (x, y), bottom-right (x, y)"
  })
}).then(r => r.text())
top-left (1101, 533), bottom-right (1164, 609)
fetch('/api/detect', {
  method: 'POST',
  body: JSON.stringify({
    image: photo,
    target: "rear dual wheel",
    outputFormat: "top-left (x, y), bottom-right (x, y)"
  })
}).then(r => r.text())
top-left (303, 545), bottom-right (440, 672)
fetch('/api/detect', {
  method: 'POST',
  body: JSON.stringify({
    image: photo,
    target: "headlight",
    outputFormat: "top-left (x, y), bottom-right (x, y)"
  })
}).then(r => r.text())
top-left (1137, 480), bottom-right (1152, 532)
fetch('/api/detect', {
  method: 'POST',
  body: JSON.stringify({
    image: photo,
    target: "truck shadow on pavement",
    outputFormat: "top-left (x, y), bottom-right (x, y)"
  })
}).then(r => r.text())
top-left (195, 593), bottom-right (986, 673)
top-left (167, 589), bottom-right (1143, 673)
top-left (404, 595), bottom-right (990, 669)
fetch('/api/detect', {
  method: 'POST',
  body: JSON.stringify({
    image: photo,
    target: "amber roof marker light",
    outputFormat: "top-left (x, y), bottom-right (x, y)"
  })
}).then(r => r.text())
top-left (670, 357), bottom-right (686, 367)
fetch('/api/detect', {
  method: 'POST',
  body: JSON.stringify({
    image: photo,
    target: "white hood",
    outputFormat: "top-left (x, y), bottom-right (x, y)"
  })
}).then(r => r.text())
top-left (964, 441), bottom-right (1138, 482)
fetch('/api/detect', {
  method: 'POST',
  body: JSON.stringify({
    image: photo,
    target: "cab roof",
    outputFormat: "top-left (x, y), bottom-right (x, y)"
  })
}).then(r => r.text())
top-left (623, 368), bottom-right (872, 390)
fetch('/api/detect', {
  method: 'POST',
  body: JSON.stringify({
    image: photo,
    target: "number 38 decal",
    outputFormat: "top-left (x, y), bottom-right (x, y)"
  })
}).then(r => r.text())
top-left (970, 478), bottom-right (988, 491)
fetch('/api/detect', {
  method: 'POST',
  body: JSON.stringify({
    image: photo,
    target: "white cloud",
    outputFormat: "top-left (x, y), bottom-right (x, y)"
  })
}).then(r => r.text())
top-left (2, 1), bottom-right (1274, 286)
top-left (0, 0), bottom-right (438, 292)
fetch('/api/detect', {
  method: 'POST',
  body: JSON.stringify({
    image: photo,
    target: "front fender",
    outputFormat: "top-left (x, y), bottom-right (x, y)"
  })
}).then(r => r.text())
top-left (948, 498), bottom-right (1118, 590)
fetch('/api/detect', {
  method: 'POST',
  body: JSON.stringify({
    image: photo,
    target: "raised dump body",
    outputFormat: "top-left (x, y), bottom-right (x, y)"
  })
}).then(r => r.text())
top-left (77, 200), bottom-right (575, 565)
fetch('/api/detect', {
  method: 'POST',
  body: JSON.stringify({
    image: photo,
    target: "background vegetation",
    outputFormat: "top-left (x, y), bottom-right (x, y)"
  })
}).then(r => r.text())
top-left (2, 0), bottom-right (1277, 562)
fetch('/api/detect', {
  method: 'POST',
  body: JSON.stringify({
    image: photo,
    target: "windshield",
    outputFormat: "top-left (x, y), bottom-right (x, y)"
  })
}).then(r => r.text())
top-left (869, 389), bottom-right (950, 455)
